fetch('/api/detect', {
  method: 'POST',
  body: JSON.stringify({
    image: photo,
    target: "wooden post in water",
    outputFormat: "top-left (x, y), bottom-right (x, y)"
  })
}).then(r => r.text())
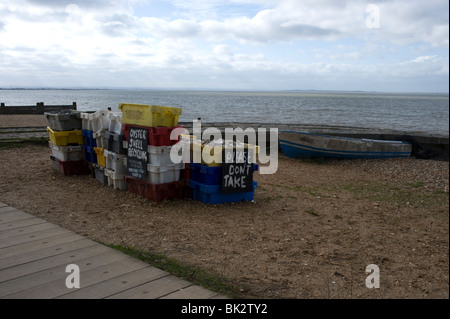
top-left (0, 103), bottom-right (4, 108)
top-left (73, 102), bottom-right (77, 110)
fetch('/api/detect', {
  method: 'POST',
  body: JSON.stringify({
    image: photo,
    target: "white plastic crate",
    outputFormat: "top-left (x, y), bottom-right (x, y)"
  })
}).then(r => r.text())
top-left (104, 150), bottom-right (127, 174)
top-left (148, 145), bottom-right (174, 166)
top-left (92, 110), bottom-right (111, 132)
top-left (146, 162), bottom-right (184, 184)
top-left (108, 112), bottom-right (123, 135)
top-left (93, 130), bottom-right (108, 148)
top-left (104, 169), bottom-right (128, 190)
top-left (93, 164), bottom-right (108, 185)
top-left (80, 112), bottom-right (93, 131)
top-left (49, 141), bottom-right (84, 162)
top-left (123, 143), bottom-right (175, 166)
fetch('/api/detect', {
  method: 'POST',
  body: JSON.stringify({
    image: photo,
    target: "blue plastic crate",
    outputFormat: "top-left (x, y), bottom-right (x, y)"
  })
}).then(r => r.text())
top-left (189, 179), bottom-right (257, 205)
top-left (190, 163), bottom-right (258, 186)
top-left (82, 130), bottom-right (97, 148)
top-left (82, 145), bottom-right (97, 164)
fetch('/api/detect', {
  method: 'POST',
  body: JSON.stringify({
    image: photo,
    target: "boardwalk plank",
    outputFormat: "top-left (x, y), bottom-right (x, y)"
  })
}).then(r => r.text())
top-left (160, 285), bottom-right (219, 299)
top-left (58, 266), bottom-right (169, 299)
top-left (0, 238), bottom-right (96, 270)
top-left (0, 222), bottom-right (59, 240)
top-left (0, 250), bottom-right (130, 298)
top-left (107, 275), bottom-right (192, 299)
top-left (0, 244), bottom-right (117, 283)
top-left (2, 256), bottom-right (145, 299)
top-left (0, 203), bottom-right (225, 300)
top-left (0, 232), bottom-right (85, 260)
top-left (0, 227), bottom-right (72, 249)
top-left (0, 208), bottom-right (35, 223)
top-left (0, 217), bottom-right (47, 232)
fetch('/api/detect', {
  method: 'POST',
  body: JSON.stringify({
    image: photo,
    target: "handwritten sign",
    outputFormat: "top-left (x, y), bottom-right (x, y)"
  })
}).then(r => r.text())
top-left (126, 127), bottom-right (148, 180)
top-left (221, 148), bottom-right (254, 193)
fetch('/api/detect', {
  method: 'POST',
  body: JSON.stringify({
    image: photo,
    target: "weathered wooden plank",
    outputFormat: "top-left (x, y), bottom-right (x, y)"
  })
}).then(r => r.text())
top-left (0, 217), bottom-right (46, 232)
top-left (17, 258), bottom-right (151, 299)
top-left (0, 206), bottom-right (23, 214)
top-left (58, 265), bottom-right (169, 299)
top-left (0, 102), bottom-right (77, 115)
top-left (0, 250), bottom-right (130, 299)
top-left (160, 285), bottom-right (220, 299)
top-left (0, 238), bottom-right (95, 271)
top-left (0, 222), bottom-right (59, 240)
top-left (0, 226), bottom-right (72, 249)
top-left (209, 294), bottom-right (229, 299)
top-left (0, 243), bottom-right (117, 283)
top-left (107, 275), bottom-right (192, 299)
top-left (0, 208), bottom-right (36, 223)
top-left (0, 232), bottom-right (85, 260)
top-left (0, 204), bottom-right (223, 300)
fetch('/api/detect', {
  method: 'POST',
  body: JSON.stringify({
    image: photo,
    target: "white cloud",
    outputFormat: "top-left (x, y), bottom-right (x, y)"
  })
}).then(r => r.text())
top-left (0, 0), bottom-right (448, 91)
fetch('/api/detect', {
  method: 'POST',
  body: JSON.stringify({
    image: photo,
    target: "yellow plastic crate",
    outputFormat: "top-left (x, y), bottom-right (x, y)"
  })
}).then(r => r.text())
top-left (198, 144), bottom-right (260, 167)
top-left (181, 135), bottom-right (260, 167)
top-left (47, 127), bottom-right (84, 146)
top-left (94, 147), bottom-right (107, 168)
top-left (118, 103), bottom-right (182, 127)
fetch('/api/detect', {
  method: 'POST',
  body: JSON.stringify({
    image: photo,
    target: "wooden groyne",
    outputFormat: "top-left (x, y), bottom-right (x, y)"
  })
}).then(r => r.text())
top-left (0, 102), bottom-right (77, 115)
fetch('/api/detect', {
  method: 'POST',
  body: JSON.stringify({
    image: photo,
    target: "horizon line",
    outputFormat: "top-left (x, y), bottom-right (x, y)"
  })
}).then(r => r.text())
top-left (0, 87), bottom-right (448, 95)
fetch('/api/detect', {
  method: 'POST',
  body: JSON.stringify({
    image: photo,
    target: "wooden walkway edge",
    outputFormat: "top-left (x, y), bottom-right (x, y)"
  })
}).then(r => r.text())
top-left (0, 202), bottom-right (227, 299)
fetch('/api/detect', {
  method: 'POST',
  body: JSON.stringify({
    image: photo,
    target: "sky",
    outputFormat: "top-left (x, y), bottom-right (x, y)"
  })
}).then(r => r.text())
top-left (0, 0), bottom-right (448, 92)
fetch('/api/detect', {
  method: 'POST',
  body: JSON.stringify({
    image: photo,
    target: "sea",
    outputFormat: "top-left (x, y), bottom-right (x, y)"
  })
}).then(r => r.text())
top-left (0, 89), bottom-right (448, 135)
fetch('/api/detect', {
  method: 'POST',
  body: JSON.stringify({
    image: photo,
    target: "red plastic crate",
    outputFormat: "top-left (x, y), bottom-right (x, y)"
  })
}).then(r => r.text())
top-left (181, 163), bottom-right (191, 180)
top-left (122, 124), bottom-right (184, 146)
top-left (51, 156), bottom-right (89, 176)
top-left (125, 176), bottom-right (186, 202)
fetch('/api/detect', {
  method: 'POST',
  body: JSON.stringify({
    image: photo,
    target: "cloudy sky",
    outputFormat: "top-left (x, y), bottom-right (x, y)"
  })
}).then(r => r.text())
top-left (0, 0), bottom-right (448, 92)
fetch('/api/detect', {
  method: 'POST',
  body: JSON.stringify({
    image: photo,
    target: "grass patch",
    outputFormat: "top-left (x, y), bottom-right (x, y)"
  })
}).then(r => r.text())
top-left (263, 194), bottom-right (284, 203)
top-left (411, 181), bottom-right (425, 188)
top-left (106, 244), bottom-right (249, 299)
top-left (306, 208), bottom-right (320, 217)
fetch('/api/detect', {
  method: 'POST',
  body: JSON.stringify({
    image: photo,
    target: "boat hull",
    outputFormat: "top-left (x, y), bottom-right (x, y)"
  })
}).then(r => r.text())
top-left (279, 131), bottom-right (412, 159)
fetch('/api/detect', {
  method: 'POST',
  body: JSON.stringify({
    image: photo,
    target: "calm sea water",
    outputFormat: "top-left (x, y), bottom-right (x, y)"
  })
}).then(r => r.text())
top-left (1, 89), bottom-right (448, 135)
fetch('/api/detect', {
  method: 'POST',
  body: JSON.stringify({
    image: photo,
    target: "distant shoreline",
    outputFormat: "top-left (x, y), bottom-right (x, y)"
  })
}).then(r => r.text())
top-left (0, 88), bottom-right (448, 95)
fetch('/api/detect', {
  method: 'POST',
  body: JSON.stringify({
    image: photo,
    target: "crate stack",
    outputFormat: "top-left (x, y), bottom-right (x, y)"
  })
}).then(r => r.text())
top-left (187, 139), bottom-right (259, 205)
top-left (80, 110), bottom-right (112, 184)
top-left (80, 111), bottom-right (97, 178)
top-left (46, 110), bottom-right (88, 176)
top-left (119, 103), bottom-right (186, 202)
top-left (103, 112), bottom-right (128, 190)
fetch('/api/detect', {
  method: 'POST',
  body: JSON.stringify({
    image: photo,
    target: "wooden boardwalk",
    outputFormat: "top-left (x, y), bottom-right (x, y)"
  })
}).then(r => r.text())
top-left (0, 202), bottom-right (226, 299)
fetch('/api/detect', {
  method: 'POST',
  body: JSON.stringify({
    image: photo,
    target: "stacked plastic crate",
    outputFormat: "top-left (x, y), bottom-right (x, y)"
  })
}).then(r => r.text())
top-left (103, 112), bottom-right (128, 190)
top-left (80, 111), bottom-right (98, 179)
top-left (119, 103), bottom-right (186, 202)
top-left (187, 139), bottom-right (259, 205)
top-left (46, 110), bottom-right (88, 176)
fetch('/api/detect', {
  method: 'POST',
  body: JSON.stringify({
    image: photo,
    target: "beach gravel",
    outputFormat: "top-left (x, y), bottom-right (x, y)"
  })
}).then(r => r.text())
top-left (0, 142), bottom-right (448, 299)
